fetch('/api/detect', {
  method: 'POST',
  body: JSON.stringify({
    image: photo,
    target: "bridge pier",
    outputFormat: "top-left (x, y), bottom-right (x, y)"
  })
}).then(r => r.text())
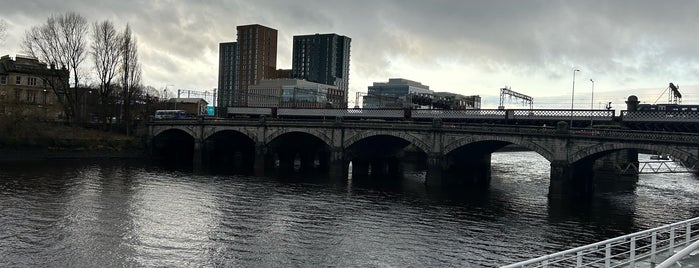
top-left (426, 155), bottom-right (444, 186)
top-left (254, 143), bottom-right (272, 176)
top-left (593, 149), bottom-right (638, 193)
top-left (193, 139), bottom-right (203, 170)
top-left (327, 148), bottom-right (347, 179)
top-left (549, 160), bottom-right (594, 198)
top-left (426, 154), bottom-right (492, 187)
top-left (351, 160), bottom-right (370, 178)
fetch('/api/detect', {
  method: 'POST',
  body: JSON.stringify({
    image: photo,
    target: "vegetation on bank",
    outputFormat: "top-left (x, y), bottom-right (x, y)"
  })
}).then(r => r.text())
top-left (0, 115), bottom-right (143, 152)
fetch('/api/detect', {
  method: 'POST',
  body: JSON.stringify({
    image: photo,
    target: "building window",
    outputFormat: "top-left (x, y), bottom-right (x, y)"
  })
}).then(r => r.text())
top-left (26, 91), bottom-right (37, 104)
top-left (29, 77), bottom-right (37, 86)
top-left (0, 76), bottom-right (6, 84)
top-left (15, 76), bottom-right (21, 85)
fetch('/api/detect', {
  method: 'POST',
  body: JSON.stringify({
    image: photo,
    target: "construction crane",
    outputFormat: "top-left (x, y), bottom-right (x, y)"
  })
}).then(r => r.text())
top-left (499, 87), bottom-right (533, 110)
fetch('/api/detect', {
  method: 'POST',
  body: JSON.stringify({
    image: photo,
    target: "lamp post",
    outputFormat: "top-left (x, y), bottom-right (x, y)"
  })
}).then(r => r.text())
top-left (589, 79), bottom-right (594, 127)
top-left (570, 69), bottom-right (580, 127)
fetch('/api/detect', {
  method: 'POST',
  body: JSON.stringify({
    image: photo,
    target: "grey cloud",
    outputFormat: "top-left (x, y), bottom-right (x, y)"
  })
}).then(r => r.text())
top-left (1, 0), bottom-right (698, 99)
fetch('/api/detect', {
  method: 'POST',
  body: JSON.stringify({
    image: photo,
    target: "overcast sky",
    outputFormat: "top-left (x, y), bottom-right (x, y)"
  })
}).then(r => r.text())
top-left (1, 0), bottom-right (698, 108)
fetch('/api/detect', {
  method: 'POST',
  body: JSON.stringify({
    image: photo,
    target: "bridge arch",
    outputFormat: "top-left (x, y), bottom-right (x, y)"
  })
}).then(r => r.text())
top-left (202, 126), bottom-right (258, 143)
top-left (151, 125), bottom-right (198, 140)
top-left (343, 130), bottom-right (431, 154)
top-left (151, 128), bottom-right (196, 165)
top-left (569, 143), bottom-right (695, 164)
top-left (265, 130), bottom-right (335, 174)
top-left (265, 128), bottom-right (333, 148)
top-left (443, 135), bottom-right (555, 162)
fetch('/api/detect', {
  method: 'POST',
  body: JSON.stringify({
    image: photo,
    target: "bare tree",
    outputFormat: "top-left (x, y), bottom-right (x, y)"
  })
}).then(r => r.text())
top-left (120, 24), bottom-right (142, 135)
top-left (22, 12), bottom-right (89, 122)
top-left (90, 20), bottom-right (122, 127)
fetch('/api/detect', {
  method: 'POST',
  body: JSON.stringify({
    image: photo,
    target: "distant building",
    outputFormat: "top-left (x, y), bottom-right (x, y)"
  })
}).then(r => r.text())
top-left (217, 42), bottom-right (237, 113)
top-left (363, 78), bottom-right (433, 108)
top-left (247, 79), bottom-right (342, 108)
top-left (166, 98), bottom-right (208, 116)
top-left (434, 92), bottom-right (481, 109)
top-left (292, 33), bottom-right (351, 106)
top-left (0, 54), bottom-right (68, 119)
top-left (235, 24), bottom-right (278, 106)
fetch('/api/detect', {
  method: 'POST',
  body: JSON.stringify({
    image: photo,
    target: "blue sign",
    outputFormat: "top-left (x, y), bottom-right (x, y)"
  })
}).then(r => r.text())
top-left (207, 106), bottom-right (215, 115)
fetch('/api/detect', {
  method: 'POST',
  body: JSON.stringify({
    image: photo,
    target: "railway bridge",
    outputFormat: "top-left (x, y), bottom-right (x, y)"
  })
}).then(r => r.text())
top-left (147, 118), bottom-right (699, 198)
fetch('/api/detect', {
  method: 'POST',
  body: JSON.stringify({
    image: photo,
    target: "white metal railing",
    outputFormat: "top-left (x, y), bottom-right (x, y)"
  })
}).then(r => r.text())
top-left (501, 217), bottom-right (699, 268)
top-left (656, 239), bottom-right (699, 267)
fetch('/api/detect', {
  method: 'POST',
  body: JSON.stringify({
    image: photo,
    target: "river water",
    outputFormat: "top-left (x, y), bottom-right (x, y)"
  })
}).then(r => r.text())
top-left (1, 151), bottom-right (697, 267)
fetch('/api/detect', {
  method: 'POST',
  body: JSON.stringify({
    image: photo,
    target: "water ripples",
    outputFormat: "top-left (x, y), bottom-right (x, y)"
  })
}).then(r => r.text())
top-left (1, 153), bottom-right (698, 266)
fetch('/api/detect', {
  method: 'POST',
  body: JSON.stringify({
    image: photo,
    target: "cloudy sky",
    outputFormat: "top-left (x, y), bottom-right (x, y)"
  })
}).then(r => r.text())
top-left (1, 0), bottom-right (698, 109)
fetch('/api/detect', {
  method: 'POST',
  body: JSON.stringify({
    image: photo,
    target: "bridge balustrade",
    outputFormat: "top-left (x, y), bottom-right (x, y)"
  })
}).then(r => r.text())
top-left (582, 128), bottom-right (699, 143)
top-left (622, 110), bottom-right (699, 122)
top-left (511, 109), bottom-right (615, 121)
top-left (411, 109), bottom-right (505, 119)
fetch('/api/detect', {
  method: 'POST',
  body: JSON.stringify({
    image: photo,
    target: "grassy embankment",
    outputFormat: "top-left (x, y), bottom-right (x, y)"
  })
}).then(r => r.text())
top-left (0, 115), bottom-right (144, 154)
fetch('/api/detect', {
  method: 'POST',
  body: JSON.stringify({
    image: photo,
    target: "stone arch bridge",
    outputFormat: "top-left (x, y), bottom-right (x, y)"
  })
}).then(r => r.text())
top-left (147, 119), bottom-right (699, 198)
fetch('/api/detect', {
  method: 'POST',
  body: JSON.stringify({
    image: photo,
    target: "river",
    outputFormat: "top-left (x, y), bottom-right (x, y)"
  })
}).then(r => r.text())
top-left (1, 151), bottom-right (697, 267)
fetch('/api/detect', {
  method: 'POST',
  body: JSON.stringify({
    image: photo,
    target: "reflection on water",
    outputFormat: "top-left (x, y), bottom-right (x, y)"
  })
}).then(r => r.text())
top-left (0, 152), bottom-right (697, 266)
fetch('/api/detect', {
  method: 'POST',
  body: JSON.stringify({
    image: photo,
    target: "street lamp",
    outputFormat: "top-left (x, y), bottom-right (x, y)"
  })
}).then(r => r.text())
top-left (570, 69), bottom-right (580, 127)
top-left (590, 79), bottom-right (594, 127)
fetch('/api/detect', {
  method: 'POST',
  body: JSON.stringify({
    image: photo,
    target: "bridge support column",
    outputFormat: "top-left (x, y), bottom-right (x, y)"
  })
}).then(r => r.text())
top-left (193, 139), bottom-right (203, 170)
top-left (425, 154), bottom-right (444, 186)
top-left (299, 151), bottom-right (315, 173)
top-left (351, 160), bottom-right (370, 178)
top-left (327, 148), bottom-right (347, 180)
top-left (459, 154), bottom-right (492, 186)
top-left (549, 160), bottom-right (594, 198)
top-left (254, 142), bottom-right (269, 177)
top-left (593, 149), bottom-right (638, 192)
top-left (278, 151), bottom-right (296, 174)
top-left (370, 159), bottom-right (388, 176)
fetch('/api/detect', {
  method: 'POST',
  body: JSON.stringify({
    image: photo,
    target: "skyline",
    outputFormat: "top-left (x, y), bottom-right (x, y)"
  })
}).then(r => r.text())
top-left (1, 0), bottom-right (698, 109)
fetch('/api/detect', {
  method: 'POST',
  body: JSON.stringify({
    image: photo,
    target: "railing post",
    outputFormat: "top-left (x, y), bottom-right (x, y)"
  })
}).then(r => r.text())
top-left (687, 224), bottom-right (691, 246)
top-left (651, 232), bottom-right (657, 264)
top-left (605, 243), bottom-right (611, 267)
top-left (670, 229), bottom-right (675, 253)
top-left (629, 237), bottom-right (636, 267)
top-left (576, 251), bottom-right (582, 267)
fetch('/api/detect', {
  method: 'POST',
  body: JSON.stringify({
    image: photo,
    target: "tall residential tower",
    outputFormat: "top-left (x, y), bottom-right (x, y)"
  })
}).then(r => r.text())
top-left (235, 24), bottom-right (278, 106)
top-left (292, 33), bottom-right (351, 106)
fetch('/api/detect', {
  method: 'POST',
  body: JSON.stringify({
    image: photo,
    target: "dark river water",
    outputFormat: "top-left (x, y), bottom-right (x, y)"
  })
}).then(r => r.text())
top-left (1, 152), bottom-right (698, 267)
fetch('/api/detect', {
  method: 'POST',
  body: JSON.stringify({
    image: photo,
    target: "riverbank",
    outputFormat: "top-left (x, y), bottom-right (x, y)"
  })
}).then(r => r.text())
top-left (0, 121), bottom-right (146, 162)
top-left (0, 148), bottom-right (145, 162)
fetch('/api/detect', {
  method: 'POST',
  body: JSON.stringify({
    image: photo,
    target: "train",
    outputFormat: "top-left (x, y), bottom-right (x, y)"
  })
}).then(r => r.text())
top-left (225, 105), bottom-right (699, 132)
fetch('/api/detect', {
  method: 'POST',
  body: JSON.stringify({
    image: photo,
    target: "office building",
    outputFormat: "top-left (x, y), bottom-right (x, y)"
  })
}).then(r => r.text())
top-left (434, 92), bottom-right (481, 109)
top-left (292, 33), bottom-right (351, 106)
top-left (247, 79), bottom-right (342, 108)
top-left (217, 42), bottom-right (237, 113)
top-left (363, 78), bottom-right (432, 108)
